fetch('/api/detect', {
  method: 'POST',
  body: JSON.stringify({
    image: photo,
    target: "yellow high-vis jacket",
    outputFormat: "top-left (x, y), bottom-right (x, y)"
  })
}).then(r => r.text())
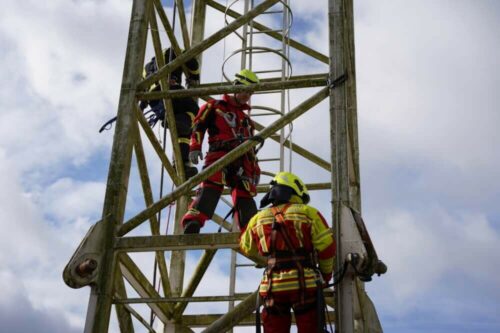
top-left (239, 200), bottom-right (335, 296)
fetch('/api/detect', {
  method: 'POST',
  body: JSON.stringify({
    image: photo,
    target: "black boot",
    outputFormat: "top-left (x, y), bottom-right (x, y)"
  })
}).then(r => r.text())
top-left (183, 220), bottom-right (201, 234)
top-left (179, 141), bottom-right (197, 179)
top-left (184, 163), bottom-right (198, 179)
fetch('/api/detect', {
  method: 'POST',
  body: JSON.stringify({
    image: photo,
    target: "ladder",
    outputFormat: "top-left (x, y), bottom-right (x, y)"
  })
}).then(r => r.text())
top-left (221, 1), bottom-right (294, 329)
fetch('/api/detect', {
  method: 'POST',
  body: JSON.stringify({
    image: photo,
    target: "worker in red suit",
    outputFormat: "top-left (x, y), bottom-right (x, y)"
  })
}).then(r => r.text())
top-left (240, 172), bottom-right (336, 333)
top-left (181, 69), bottom-right (261, 234)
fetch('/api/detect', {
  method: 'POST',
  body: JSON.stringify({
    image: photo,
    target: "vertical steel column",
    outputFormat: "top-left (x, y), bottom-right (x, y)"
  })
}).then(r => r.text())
top-left (279, 0), bottom-right (290, 171)
top-left (83, 0), bottom-right (150, 332)
top-left (344, 0), bottom-right (361, 212)
top-left (227, 2), bottom-right (252, 327)
top-left (330, 0), bottom-right (359, 332)
top-left (164, 1), bottom-right (208, 332)
top-left (190, 0), bottom-right (207, 64)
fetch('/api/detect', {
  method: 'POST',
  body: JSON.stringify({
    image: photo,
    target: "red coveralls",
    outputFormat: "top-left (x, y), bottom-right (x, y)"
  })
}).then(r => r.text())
top-left (181, 94), bottom-right (261, 231)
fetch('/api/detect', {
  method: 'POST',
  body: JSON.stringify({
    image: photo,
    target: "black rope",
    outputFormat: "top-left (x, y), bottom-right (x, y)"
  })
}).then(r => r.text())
top-left (325, 260), bottom-right (349, 288)
top-left (98, 116), bottom-right (117, 133)
top-left (255, 291), bottom-right (262, 333)
top-left (316, 278), bottom-right (326, 333)
top-left (217, 204), bottom-right (236, 233)
top-left (249, 135), bottom-right (265, 153)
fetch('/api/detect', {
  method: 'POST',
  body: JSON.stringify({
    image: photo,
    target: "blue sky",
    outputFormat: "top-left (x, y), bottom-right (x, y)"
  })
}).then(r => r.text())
top-left (0, 0), bottom-right (499, 332)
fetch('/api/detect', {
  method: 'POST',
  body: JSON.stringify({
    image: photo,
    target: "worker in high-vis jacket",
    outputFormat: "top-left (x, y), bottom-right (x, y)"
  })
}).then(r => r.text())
top-left (240, 172), bottom-right (335, 333)
top-left (181, 69), bottom-right (261, 234)
top-left (139, 47), bottom-right (200, 179)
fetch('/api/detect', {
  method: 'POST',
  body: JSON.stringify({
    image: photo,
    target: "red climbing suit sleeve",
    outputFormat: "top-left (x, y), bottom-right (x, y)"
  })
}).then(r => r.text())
top-left (189, 100), bottom-right (214, 151)
top-left (311, 209), bottom-right (336, 282)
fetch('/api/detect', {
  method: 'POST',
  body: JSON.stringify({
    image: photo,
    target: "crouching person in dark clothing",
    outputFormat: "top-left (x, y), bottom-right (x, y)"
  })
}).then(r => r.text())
top-left (140, 47), bottom-right (200, 179)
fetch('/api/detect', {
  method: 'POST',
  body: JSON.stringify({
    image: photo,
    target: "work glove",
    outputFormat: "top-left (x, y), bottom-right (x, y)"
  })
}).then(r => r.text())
top-left (189, 150), bottom-right (203, 165)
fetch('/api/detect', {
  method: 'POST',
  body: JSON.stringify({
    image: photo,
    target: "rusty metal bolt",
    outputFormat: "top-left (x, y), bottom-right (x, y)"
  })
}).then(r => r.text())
top-left (375, 260), bottom-right (387, 276)
top-left (75, 259), bottom-right (98, 278)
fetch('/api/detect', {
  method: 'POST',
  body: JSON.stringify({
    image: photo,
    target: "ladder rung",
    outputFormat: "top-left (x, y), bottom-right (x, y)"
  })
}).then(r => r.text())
top-left (253, 90), bottom-right (283, 95)
top-left (114, 293), bottom-right (253, 304)
top-left (245, 48), bottom-right (283, 54)
top-left (252, 112), bottom-right (282, 117)
top-left (258, 158), bottom-right (281, 162)
top-left (263, 10), bottom-right (284, 14)
top-left (248, 29), bottom-right (283, 34)
top-left (253, 69), bottom-right (283, 74)
top-left (235, 263), bottom-right (257, 267)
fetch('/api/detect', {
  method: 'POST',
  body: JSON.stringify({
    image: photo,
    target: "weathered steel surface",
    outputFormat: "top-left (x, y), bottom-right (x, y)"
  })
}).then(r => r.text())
top-left (203, 291), bottom-right (258, 333)
top-left (149, 6), bottom-right (186, 181)
top-left (137, 0), bottom-right (281, 90)
top-left (118, 86), bottom-right (329, 236)
top-left (135, 105), bottom-right (180, 185)
top-left (172, 249), bottom-right (217, 318)
top-left (116, 233), bottom-right (240, 252)
top-left (115, 293), bottom-right (252, 304)
top-left (118, 253), bottom-right (172, 321)
top-left (83, 0), bottom-right (150, 332)
top-left (137, 76), bottom-right (328, 99)
top-left (134, 133), bottom-right (172, 297)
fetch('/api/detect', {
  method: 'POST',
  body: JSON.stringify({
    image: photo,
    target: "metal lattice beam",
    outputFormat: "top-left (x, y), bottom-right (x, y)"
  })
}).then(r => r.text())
top-left (63, 1), bottom-right (386, 332)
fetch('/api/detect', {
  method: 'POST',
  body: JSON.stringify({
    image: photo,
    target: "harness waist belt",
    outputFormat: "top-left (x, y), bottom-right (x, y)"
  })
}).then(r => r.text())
top-left (267, 256), bottom-right (314, 270)
top-left (208, 139), bottom-right (243, 152)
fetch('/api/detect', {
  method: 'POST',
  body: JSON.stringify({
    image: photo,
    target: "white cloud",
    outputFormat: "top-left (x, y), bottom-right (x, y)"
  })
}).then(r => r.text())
top-left (38, 178), bottom-right (105, 223)
top-left (367, 206), bottom-right (500, 318)
top-left (0, 149), bottom-right (52, 264)
top-left (0, 270), bottom-right (81, 333)
top-left (0, 0), bottom-right (129, 175)
top-left (0, 148), bottom-right (94, 329)
top-left (1, 0), bottom-right (500, 332)
top-left (355, 0), bottom-right (500, 172)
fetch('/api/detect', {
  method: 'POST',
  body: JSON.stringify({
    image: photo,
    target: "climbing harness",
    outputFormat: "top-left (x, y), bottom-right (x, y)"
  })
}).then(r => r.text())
top-left (255, 204), bottom-right (333, 333)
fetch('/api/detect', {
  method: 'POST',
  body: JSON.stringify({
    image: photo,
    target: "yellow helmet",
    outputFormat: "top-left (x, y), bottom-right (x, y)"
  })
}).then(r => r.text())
top-left (260, 171), bottom-right (310, 207)
top-left (234, 69), bottom-right (260, 86)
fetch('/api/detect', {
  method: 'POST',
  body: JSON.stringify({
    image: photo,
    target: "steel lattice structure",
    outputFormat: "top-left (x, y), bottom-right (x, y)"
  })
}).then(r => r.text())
top-left (63, 1), bottom-right (386, 332)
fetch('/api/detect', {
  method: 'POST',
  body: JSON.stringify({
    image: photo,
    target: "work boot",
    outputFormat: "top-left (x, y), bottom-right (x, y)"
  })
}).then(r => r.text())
top-left (184, 164), bottom-right (198, 179)
top-left (183, 220), bottom-right (201, 234)
top-left (174, 162), bottom-right (198, 180)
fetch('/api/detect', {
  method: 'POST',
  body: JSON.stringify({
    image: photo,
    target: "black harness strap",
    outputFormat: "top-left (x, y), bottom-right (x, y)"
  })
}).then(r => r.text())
top-left (264, 204), bottom-right (312, 308)
top-left (256, 291), bottom-right (262, 333)
top-left (264, 217), bottom-right (279, 308)
top-left (271, 206), bottom-right (308, 306)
